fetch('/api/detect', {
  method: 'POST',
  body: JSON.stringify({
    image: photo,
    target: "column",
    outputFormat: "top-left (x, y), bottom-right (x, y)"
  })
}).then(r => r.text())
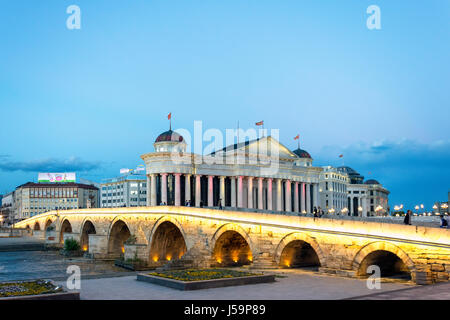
top-left (306, 183), bottom-right (311, 213)
top-left (362, 197), bottom-right (367, 217)
top-left (313, 183), bottom-right (319, 210)
top-left (350, 196), bottom-right (354, 216)
top-left (174, 173), bottom-right (181, 206)
top-left (267, 178), bottom-right (273, 211)
top-left (151, 174), bottom-right (157, 206)
top-left (231, 177), bottom-right (236, 207)
top-left (294, 182), bottom-right (299, 213)
top-left (284, 180), bottom-right (291, 212)
top-left (258, 177), bottom-right (264, 210)
top-left (161, 173), bottom-right (168, 205)
top-left (276, 178), bottom-right (282, 211)
top-left (208, 175), bottom-right (214, 207)
top-left (219, 176), bottom-right (225, 207)
top-left (247, 177), bottom-right (253, 209)
top-left (185, 174), bottom-right (191, 204)
top-left (146, 175), bottom-right (151, 206)
top-left (300, 183), bottom-right (306, 213)
top-left (195, 175), bottom-right (202, 207)
top-left (237, 176), bottom-right (243, 208)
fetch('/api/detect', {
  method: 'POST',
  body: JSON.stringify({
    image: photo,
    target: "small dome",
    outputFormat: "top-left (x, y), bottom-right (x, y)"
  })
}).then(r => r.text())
top-left (155, 130), bottom-right (184, 143)
top-left (365, 179), bottom-right (380, 185)
top-left (293, 148), bottom-right (312, 159)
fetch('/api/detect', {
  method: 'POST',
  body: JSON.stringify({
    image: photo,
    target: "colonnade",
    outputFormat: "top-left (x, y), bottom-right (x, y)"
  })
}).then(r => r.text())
top-left (146, 173), bottom-right (319, 213)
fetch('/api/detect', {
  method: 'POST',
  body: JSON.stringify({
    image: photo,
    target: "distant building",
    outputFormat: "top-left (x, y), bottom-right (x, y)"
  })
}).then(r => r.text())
top-left (433, 192), bottom-right (449, 215)
top-left (14, 182), bottom-right (99, 220)
top-left (337, 167), bottom-right (390, 217)
top-left (319, 166), bottom-right (350, 214)
top-left (100, 173), bottom-right (147, 208)
top-left (1, 192), bottom-right (15, 225)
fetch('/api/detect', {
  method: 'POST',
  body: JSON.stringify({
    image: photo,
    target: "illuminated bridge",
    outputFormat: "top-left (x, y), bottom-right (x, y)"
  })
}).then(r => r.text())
top-left (14, 206), bottom-right (450, 285)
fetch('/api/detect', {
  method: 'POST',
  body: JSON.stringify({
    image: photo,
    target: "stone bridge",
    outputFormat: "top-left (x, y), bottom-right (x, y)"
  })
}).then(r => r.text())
top-left (14, 206), bottom-right (450, 285)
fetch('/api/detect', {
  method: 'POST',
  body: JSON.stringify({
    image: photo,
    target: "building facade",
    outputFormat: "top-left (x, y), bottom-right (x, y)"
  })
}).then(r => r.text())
top-left (337, 167), bottom-right (390, 216)
top-left (13, 182), bottom-right (99, 220)
top-left (1, 192), bottom-right (14, 225)
top-left (100, 173), bottom-right (147, 208)
top-left (319, 166), bottom-right (350, 214)
top-left (141, 130), bottom-right (323, 213)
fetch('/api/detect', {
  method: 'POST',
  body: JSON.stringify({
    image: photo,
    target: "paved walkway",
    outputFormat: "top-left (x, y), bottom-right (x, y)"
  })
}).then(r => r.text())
top-left (348, 281), bottom-right (450, 300)
top-left (61, 269), bottom-right (415, 300)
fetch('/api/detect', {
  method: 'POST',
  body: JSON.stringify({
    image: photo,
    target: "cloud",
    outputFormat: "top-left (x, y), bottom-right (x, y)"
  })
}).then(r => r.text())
top-left (0, 156), bottom-right (101, 173)
top-left (315, 139), bottom-right (450, 208)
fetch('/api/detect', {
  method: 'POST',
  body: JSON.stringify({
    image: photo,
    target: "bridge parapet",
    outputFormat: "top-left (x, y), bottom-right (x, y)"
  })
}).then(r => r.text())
top-left (13, 206), bottom-right (450, 284)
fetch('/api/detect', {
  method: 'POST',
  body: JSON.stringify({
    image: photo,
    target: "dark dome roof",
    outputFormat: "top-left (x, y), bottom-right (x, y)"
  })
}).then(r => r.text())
top-left (293, 148), bottom-right (312, 159)
top-left (365, 179), bottom-right (380, 185)
top-left (155, 130), bottom-right (184, 143)
top-left (337, 166), bottom-right (358, 174)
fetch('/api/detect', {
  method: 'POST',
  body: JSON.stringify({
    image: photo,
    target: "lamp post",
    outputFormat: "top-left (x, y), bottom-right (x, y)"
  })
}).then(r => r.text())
top-left (358, 206), bottom-right (363, 217)
top-left (442, 203), bottom-right (449, 215)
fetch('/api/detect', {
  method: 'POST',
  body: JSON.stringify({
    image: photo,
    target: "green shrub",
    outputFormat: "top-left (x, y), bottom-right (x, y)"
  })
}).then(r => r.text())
top-left (64, 238), bottom-right (80, 251)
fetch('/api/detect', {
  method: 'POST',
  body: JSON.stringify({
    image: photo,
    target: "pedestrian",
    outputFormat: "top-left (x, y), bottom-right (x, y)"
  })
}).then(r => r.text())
top-left (218, 199), bottom-right (223, 210)
top-left (318, 206), bottom-right (324, 217)
top-left (200, 200), bottom-right (204, 208)
top-left (403, 210), bottom-right (412, 225)
top-left (440, 215), bottom-right (449, 228)
top-left (313, 207), bottom-right (318, 218)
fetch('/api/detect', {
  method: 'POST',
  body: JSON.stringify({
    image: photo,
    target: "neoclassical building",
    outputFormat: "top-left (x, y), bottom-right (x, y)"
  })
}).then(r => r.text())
top-left (141, 130), bottom-right (323, 213)
top-left (337, 167), bottom-right (390, 216)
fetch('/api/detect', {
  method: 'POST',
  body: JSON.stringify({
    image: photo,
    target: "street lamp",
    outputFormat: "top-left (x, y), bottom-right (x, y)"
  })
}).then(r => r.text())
top-left (358, 206), bottom-right (363, 216)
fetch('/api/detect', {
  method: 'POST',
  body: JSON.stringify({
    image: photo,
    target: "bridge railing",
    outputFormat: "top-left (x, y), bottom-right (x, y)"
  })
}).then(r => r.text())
top-left (203, 206), bottom-right (443, 228)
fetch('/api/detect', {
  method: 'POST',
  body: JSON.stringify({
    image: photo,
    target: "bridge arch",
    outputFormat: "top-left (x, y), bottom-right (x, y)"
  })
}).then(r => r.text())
top-left (107, 219), bottom-right (131, 255)
top-left (352, 241), bottom-right (415, 279)
top-left (33, 222), bottom-right (41, 231)
top-left (44, 219), bottom-right (53, 230)
top-left (211, 224), bottom-right (254, 267)
top-left (80, 220), bottom-right (97, 252)
top-left (148, 216), bottom-right (188, 263)
top-left (59, 219), bottom-right (73, 244)
top-left (274, 232), bottom-right (324, 269)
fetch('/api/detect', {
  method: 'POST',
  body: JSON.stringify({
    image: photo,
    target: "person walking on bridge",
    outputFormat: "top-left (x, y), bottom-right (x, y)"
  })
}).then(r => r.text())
top-left (403, 210), bottom-right (412, 225)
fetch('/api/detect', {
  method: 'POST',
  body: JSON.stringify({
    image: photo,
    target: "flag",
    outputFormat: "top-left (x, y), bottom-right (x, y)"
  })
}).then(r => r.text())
top-left (255, 120), bottom-right (264, 126)
top-left (294, 134), bottom-right (300, 140)
top-left (168, 112), bottom-right (172, 120)
top-left (339, 154), bottom-right (343, 158)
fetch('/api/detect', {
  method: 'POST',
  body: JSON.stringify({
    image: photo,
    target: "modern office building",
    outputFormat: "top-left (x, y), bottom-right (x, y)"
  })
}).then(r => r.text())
top-left (13, 182), bottom-right (99, 220)
top-left (100, 172), bottom-right (147, 208)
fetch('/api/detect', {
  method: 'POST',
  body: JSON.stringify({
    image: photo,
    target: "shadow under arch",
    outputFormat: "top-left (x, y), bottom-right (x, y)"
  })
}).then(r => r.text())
top-left (107, 219), bottom-right (131, 256)
top-left (211, 223), bottom-right (254, 267)
top-left (33, 222), bottom-right (41, 231)
top-left (352, 241), bottom-right (415, 280)
top-left (80, 220), bottom-right (97, 252)
top-left (274, 232), bottom-right (324, 269)
top-left (59, 219), bottom-right (72, 244)
top-left (147, 216), bottom-right (188, 264)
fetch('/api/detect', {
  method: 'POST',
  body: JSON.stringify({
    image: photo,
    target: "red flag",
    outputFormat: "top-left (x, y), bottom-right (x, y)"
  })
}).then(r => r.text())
top-left (168, 112), bottom-right (172, 120)
top-left (255, 120), bottom-right (264, 126)
top-left (294, 134), bottom-right (300, 140)
top-left (339, 154), bottom-right (343, 158)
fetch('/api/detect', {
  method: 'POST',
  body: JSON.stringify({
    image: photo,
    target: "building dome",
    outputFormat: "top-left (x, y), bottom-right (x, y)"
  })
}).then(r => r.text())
top-left (155, 130), bottom-right (184, 143)
top-left (293, 148), bottom-right (312, 159)
top-left (365, 179), bottom-right (380, 185)
top-left (337, 166), bottom-right (357, 174)
top-left (337, 166), bottom-right (364, 184)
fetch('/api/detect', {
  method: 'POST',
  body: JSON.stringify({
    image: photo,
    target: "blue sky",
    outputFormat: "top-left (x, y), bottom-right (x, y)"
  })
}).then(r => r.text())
top-left (0, 1), bottom-right (449, 210)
